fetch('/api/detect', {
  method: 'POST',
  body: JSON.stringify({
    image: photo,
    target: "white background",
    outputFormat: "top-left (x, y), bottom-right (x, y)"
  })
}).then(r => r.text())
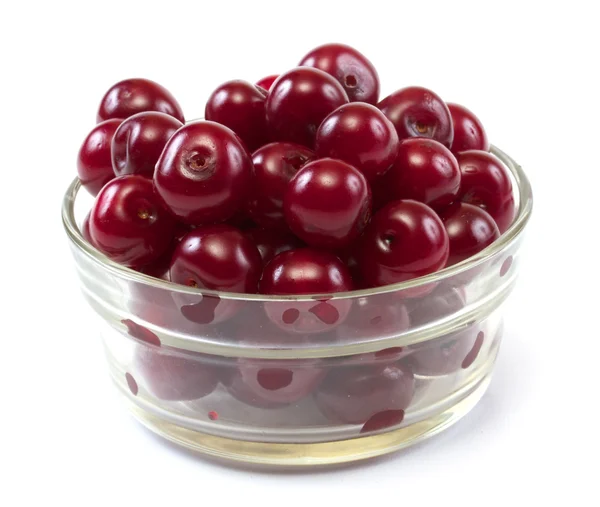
top-left (1, 0), bottom-right (599, 505)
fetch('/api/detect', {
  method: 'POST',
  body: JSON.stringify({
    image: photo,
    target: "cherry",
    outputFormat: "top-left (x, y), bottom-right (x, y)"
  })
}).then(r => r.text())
top-left (314, 364), bottom-right (414, 425)
top-left (439, 202), bottom-right (500, 266)
top-left (111, 111), bottom-right (182, 178)
top-left (299, 43), bottom-right (380, 105)
top-left (77, 119), bottom-right (122, 196)
top-left (134, 345), bottom-right (219, 401)
top-left (456, 150), bottom-right (515, 233)
top-left (89, 175), bottom-right (175, 267)
top-left (357, 200), bottom-right (449, 288)
top-left (244, 227), bottom-right (302, 265)
top-left (378, 86), bottom-right (453, 148)
top-left (255, 74), bottom-right (279, 91)
top-left (260, 249), bottom-right (354, 334)
top-left (205, 80), bottom-right (269, 152)
top-left (374, 138), bottom-right (460, 211)
top-left (170, 225), bottom-right (262, 293)
top-left (97, 78), bottom-right (184, 123)
top-left (447, 103), bottom-right (489, 154)
top-left (247, 142), bottom-right (316, 230)
top-left (284, 158), bottom-right (372, 249)
top-left (154, 120), bottom-right (254, 226)
top-left (134, 224), bottom-right (190, 280)
top-left (81, 212), bottom-right (93, 245)
top-left (315, 103), bottom-right (399, 181)
top-left (229, 358), bottom-right (325, 407)
top-left (266, 67), bottom-right (349, 147)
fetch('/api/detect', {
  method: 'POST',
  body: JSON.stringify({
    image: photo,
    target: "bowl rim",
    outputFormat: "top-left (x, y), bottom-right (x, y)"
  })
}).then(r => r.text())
top-left (62, 144), bottom-right (533, 302)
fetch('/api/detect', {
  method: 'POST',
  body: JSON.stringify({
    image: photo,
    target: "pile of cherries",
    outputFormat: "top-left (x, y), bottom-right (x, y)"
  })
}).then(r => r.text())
top-left (77, 44), bottom-right (514, 431)
top-left (78, 42), bottom-right (515, 302)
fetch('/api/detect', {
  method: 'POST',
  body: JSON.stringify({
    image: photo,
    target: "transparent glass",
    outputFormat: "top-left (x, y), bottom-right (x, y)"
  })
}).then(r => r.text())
top-left (62, 145), bottom-right (532, 467)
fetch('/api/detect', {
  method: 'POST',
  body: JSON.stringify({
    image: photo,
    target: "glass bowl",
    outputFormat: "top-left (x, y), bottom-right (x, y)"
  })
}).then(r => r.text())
top-left (62, 145), bottom-right (532, 467)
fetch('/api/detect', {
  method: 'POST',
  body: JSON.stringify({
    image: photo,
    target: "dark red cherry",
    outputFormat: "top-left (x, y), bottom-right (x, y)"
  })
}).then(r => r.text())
top-left (77, 119), bottom-right (122, 196)
top-left (97, 78), bottom-right (184, 123)
top-left (447, 103), bottom-right (489, 154)
top-left (266, 67), bottom-right (349, 147)
top-left (89, 175), bottom-right (175, 267)
top-left (260, 249), bottom-right (354, 334)
top-left (255, 74), bottom-right (279, 91)
top-left (374, 138), bottom-right (460, 211)
top-left (378, 86), bottom-right (453, 148)
top-left (357, 200), bottom-right (449, 288)
top-left (299, 43), bottom-right (380, 105)
top-left (81, 212), bottom-right (93, 245)
top-left (205, 80), bottom-right (269, 152)
top-left (315, 103), bottom-right (399, 181)
top-left (154, 120), bottom-right (254, 225)
top-left (134, 345), bottom-right (219, 401)
top-left (247, 142), bottom-right (316, 230)
top-left (314, 364), bottom-right (414, 425)
top-left (170, 225), bottom-right (262, 294)
top-left (244, 227), bottom-right (302, 265)
top-left (284, 158), bottom-right (372, 249)
top-left (456, 150), bottom-right (515, 233)
top-left (111, 111), bottom-right (182, 178)
top-left (439, 202), bottom-right (500, 266)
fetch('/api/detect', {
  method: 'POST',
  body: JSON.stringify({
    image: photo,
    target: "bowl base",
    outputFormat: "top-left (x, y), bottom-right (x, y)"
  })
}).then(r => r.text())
top-left (123, 373), bottom-right (492, 468)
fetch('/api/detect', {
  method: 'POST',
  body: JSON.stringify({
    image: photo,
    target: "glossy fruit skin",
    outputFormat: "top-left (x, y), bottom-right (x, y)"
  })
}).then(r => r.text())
top-left (89, 175), bottom-right (175, 267)
top-left (97, 78), bottom-right (184, 123)
top-left (255, 74), bottom-right (279, 91)
top-left (314, 364), bottom-right (414, 424)
top-left (154, 120), bottom-right (254, 225)
top-left (81, 212), bottom-right (93, 245)
top-left (378, 86), bottom-right (453, 148)
top-left (374, 138), bottom-right (460, 211)
top-left (247, 142), bottom-right (316, 229)
top-left (170, 225), bottom-right (262, 293)
top-left (111, 111), bottom-right (182, 178)
top-left (77, 119), bottom-right (122, 196)
top-left (456, 150), bottom-right (515, 233)
top-left (266, 67), bottom-right (349, 147)
top-left (315, 103), bottom-right (399, 181)
top-left (439, 202), bottom-right (500, 266)
top-left (244, 227), bottom-right (302, 265)
top-left (357, 200), bottom-right (449, 288)
top-left (205, 80), bottom-right (269, 152)
top-left (299, 43), bottom-right (380, 105)
top-left (134, 345), bottom-right (219, 401)
top-left (284, 158), bottom-right (372, 249)
top-left (447, 103), bottom-right (489, 154)
top-left (260, 249), bottom-right (354, 334)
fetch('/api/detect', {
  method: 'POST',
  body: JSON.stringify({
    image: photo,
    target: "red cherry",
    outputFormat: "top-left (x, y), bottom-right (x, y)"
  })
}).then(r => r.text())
top-left (439, 202), bottom-right (500, 266)
top-left (299, 43), bottom-right (380, 105)
top-left (205, 80), bottom-right (269, 152)
top-left (134, 345), bottom-right (219, 401)
top-left (260, 249), bottom-right (354, 334)
top-left (255, 74), bottom-right (279, 91)
top-left (374, 138), bottom-right (460, 211)
top-left (247, 142), bottom-right (316, 230)
top-left (77, 119), bottom-right (122, 196)
top-left (315, 103), bottom-right (399, 181)
top-left (456, 150), bottom-right (515, 233)
top-left (154, 120), bottom-right (254, 226)
top-left (378, 86), bottom-right (453, 148)
top-left (447, 103), bottom-right (489, 154)
top-left (89, 175), bottom-right (175, 267)
top-left (170, 225), bottom-right (262, 294)
top-left (266, 67), bottom-right (349, 147)
top-left (284, 158), bottom-right (372, 249)
top-left (357, 200), bottom-right (449, 288)
top-left (81, 212), bottom-right (93, 245)
top-left (244, 227), bottom-right (302, 265)
top-left (314, 364), bottom-right (414, 424)
top-left (97, 78), bottom-right (184, 123)
top-left (111, 111), bottom-right (182, 178)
